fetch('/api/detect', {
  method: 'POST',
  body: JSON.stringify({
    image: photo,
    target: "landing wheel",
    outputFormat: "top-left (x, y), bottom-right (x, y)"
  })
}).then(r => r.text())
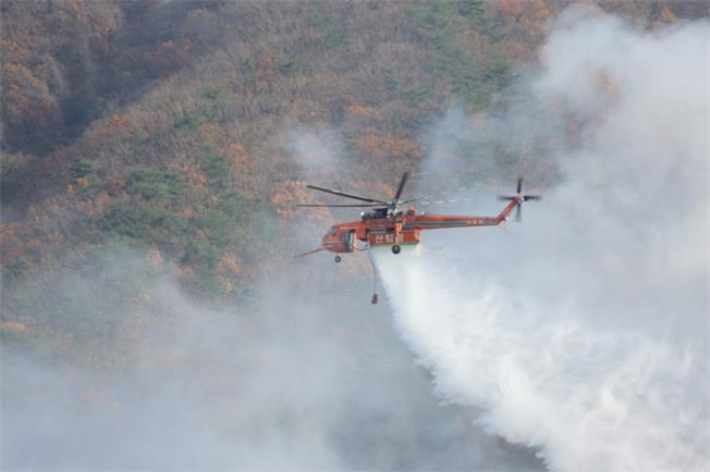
top-left (392, 245), bottom-right (401, 255)
top-left (334, 255), bottom-right (342, 263)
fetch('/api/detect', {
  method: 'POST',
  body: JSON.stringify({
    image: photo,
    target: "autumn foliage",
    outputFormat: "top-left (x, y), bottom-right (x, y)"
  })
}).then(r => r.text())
top-left (1, 0), bottom-right (707, 364)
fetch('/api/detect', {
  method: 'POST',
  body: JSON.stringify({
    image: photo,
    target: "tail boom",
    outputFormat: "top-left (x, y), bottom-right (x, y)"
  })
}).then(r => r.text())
top-left (411, 198), bottom-right (520, 230)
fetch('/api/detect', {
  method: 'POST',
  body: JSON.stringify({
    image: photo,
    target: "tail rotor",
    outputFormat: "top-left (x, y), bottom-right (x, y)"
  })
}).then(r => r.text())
top-left (498, 177), bottom-right (542, 222)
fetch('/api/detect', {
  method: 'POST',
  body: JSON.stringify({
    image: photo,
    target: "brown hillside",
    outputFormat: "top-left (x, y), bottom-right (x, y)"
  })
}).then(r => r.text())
top-left (1, 0), bottom-right (706, 364)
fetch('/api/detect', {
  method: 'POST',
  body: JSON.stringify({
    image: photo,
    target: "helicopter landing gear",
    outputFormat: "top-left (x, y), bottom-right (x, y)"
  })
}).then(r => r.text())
top-left (392, 245), bottom-right (401, 255)
top-left (334, 255), bottom-right (342, 263)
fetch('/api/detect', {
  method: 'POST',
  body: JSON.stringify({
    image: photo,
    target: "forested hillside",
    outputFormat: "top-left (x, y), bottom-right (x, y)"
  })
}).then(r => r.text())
top-left (1, 0), bottom-right (706, 366)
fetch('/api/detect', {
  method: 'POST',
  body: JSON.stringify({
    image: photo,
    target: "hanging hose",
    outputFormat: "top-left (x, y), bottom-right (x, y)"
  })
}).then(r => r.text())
top-left (368, 248), bottom-right (379, 305)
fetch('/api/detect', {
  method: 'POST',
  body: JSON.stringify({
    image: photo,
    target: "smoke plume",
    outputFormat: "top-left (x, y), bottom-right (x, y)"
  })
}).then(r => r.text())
top-left (2, 244), bottom-right (545, 470)
top-left (375, 6), bottom-right (708, 472)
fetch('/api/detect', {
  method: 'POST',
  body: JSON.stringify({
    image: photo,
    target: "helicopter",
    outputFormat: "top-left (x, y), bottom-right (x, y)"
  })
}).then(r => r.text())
top-left (296, 172), bottom-right (541, 264)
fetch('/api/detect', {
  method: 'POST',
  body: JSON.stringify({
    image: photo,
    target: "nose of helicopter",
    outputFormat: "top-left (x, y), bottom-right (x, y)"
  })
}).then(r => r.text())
top-left (322, 226), bottom-right (338, 244)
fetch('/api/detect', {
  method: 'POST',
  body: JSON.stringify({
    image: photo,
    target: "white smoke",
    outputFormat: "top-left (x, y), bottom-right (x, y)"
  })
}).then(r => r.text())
top-left (283, 125), bottom-right (347, 177)
top-left (1, 247), bottom-right (545, 471)
top-left (375, 6), bottom-right (709, 472)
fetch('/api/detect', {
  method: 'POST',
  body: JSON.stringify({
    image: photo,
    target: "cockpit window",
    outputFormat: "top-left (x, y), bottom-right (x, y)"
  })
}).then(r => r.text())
top-left (329, 226), bottom-right (338, 235)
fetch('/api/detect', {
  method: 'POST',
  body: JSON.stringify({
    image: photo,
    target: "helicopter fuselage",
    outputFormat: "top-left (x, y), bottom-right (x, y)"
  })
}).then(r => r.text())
top-left (320, 206), bottom-right (511, 255)
top-left (296, 174), bottom-right (540, 260)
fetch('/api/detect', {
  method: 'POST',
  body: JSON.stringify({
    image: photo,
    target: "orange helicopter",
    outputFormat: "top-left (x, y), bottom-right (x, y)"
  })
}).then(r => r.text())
top-left (296, 173), bottom-right (541, 303)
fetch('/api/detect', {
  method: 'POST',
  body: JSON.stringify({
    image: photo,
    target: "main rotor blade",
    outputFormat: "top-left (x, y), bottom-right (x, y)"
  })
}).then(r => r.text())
top-left (306, 185), bottom-right (388, 204)
top-left (524, 195), bottom-right (542, 201)
top-left (393, 172), bottom-right (409, 203)
top-left (297, 203), bottom-right (383, 208)
top-left (403, 183), bottom-right (481, 205)
top-left (515, 204), bottom-right (522, 222)
top-left (516, 176), bottom-right (523, 194)
top-left (498, 195), bottom-right (516, 201)
top-left (294, 247), bottom-right (328, 258)
top-left (411, 197), bottom-right (474, 206)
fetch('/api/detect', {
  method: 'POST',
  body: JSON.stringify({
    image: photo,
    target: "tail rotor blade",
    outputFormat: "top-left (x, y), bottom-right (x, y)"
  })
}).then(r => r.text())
top-left (501, 177), bottom-right (541, 223)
